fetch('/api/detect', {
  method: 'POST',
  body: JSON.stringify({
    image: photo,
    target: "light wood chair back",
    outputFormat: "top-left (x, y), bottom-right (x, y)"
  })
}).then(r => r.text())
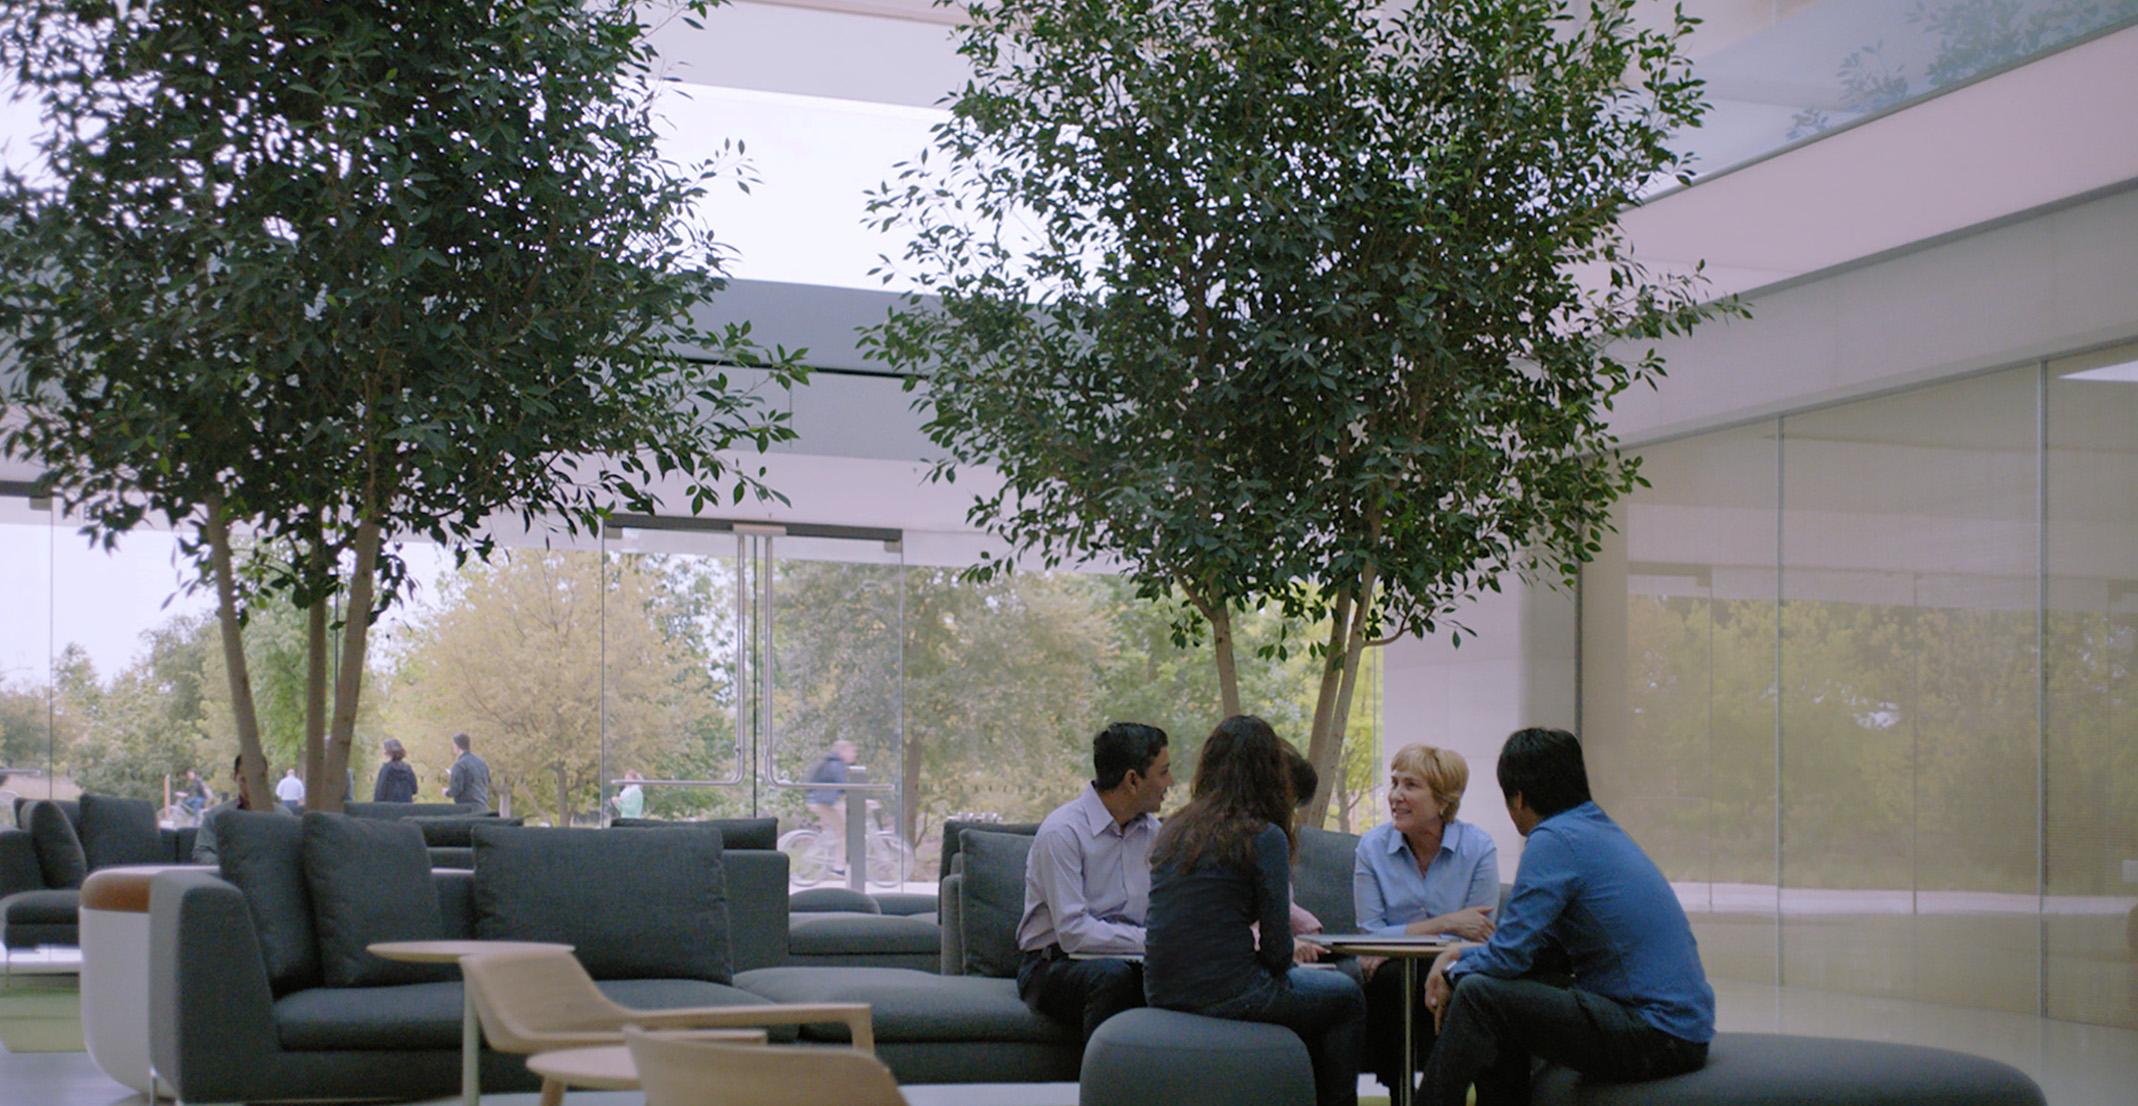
top-left (627, 1027), bottom-right (908, 1106)
top-left (458, 947), bottom-right (876, 1054)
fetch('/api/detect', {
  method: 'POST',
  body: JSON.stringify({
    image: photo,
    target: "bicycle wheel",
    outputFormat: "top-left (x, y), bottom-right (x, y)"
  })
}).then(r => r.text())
top-left (866, 832), bottom-right (914, 889)
top-left (778, 828), bottom-right (832, 884)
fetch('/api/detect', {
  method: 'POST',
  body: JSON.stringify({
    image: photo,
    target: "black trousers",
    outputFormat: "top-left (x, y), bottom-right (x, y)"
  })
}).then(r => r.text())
top-left (1362, 958), bottom-right (1437, 1093)
top-left (1017, 947), bottom-right (1145, 1044)
top-left (1419, 975), bottom-right (1707, 1106)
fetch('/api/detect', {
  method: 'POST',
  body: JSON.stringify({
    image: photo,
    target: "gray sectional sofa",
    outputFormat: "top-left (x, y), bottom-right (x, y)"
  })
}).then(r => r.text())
top-left (3, 796), bottom-right (197, 962)
top-left (149, 814), bottom-right (795, 1103)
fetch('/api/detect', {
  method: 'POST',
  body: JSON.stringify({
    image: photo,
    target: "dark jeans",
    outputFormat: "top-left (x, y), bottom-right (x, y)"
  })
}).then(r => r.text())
top-left (1018, 947), bottom-right (1145, 1044)
top-left (1420, 976), bottom-right (1707, 1106)
top-left (1362, 957), bottom-right (1437, 1093)
top-left (1184, 966), bottom-right (1368, 1106)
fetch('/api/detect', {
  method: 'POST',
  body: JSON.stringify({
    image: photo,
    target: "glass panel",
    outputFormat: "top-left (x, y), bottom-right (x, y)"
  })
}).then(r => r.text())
top-left (768, 537), bottom-right (909, 889)
top-left (0, 495), bottom-right (55, 813)
top-left (2044, 342), bottom-right (2138, 1030)
top-left (1777, 366), bottom-right (2039, 1013)
top-left (1584, 423), bottom-right (1780, 985)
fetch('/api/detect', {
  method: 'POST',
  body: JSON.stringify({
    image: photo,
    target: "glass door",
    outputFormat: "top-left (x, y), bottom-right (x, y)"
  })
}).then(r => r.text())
top-left (601, 517), bottom-right (908, 892)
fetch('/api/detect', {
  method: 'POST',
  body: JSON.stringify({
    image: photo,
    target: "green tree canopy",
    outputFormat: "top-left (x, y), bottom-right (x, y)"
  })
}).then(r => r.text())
top-left (866, 0), bottom-right (1728, 817)
top-left (0, 0), bottom-right (802, 811)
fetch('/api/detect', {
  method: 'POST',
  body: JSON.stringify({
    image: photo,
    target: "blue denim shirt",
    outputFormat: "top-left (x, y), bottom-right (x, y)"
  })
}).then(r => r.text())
top-left (1352, 818), bottom-right (1499, 935)
top-left (1448, 802), bottom-right (1715, 1043)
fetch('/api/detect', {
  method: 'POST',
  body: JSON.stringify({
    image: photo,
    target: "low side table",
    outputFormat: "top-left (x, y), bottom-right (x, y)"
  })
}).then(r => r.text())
top-left (81, 864), bottom-right (205, 1097)
top-left (368, 939), bottom-right (573, 1106)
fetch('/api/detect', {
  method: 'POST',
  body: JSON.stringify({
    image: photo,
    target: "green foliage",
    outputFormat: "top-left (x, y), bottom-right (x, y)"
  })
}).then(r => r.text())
top-left (0, 0), bottom-right (802, 808)
top-left (55, 625), bottom-right (219, 803)
top-left (866, 0), bottom-right (1729, 814)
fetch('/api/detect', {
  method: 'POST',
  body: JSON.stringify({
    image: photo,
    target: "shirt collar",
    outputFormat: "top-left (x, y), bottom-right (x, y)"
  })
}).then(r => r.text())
top-left (1074, 783), bottom-right (1154, 838)
top-left (1385, 819), bottom-right (1462, 858)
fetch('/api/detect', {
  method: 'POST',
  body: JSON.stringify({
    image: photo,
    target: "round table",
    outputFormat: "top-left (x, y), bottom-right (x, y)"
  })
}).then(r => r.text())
top-left (367, 940), bottom-right (574, 1106)
top-left (1304, 937), bottom-right (1471, 1106)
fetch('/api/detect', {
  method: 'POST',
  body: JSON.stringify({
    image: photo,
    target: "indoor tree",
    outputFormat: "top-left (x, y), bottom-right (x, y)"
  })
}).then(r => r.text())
top-left (866, 0), bottom-right (1731, 820)
top-left (0, 0), bottom-right (802, 811)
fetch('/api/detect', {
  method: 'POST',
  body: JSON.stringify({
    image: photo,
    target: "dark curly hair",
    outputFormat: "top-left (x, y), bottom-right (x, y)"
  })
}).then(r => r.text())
top-left (1152, 715), bottom-right (1296, 873)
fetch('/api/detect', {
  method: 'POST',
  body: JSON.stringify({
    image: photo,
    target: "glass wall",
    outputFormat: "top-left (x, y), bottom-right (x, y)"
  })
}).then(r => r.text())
top-left (1584, 350), bottom-right (2138, 1029)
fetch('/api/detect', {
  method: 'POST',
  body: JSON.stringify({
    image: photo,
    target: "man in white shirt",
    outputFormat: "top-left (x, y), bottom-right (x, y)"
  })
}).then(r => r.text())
top-left (274, 768), bottom-right (306, 806)
top-left (1016, 722), bottom-right (1173, 1043)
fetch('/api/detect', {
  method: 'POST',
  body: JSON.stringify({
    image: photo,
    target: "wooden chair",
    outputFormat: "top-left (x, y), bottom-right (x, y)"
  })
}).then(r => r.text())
top-left (457, 947), bottom-right (874, 1105)
top-left (627, 1026), bottom-right (908, 1106)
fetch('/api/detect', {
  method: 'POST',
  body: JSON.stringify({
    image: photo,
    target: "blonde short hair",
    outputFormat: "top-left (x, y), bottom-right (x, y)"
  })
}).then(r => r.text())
top-left (1389, 744), bottom-right (1469, 821)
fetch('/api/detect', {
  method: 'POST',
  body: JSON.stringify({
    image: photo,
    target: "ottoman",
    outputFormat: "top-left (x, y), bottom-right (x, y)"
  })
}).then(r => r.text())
top-left (1531, 1032), bottom-right (2047, 1105)
top-left (1080, 1007), bottom-right (1315, 1106)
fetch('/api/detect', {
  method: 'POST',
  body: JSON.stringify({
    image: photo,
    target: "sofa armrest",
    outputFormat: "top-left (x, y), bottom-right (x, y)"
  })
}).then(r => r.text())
top-left (0, 828), bottom-right (46, 898)
top-left (149, 869), bottom-right (285, 1104)
top-left (722, 849), bottom-right (792, 972)
top-left (938, 871), bottom-right (965, 975)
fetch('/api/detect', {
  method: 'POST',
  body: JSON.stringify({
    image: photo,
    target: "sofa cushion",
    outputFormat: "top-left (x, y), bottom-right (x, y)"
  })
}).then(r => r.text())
top-left (25, 800), bottom-right (88, 890)
top-left (404, 815), bottom-right (517, 848)
top-left (218, 810), bottom-right (320, 995)
top-left (343, 801), bottom-right (485, 821)
top-left (1293, 827), bottom-right (1359, 935)
top-left (302, 813), bottom-right (450, 988)
top-left (958, 830), bottom-right (1033, 979)
top-left (472, 824), bottom-right (733, 982)
top-left (789, 912), bottom-right (941, 957)
top-left (274, 980), bottom-right (466, 1050)
top-left (77, 793), bottom-right (165, 871)
top-left (736, 966), bottom-right (1075, 1046)
top-left (612, 817), bottom-right (779, 851)
top-left (791, 886), bottom-right (880, 914)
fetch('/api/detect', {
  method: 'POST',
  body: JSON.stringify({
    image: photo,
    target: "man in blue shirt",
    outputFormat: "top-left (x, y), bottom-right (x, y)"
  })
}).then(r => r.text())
top-left (1417, 728), bottom-right (1713, 1106)
top-left (1016, 722), bottom-right (1173, 1044)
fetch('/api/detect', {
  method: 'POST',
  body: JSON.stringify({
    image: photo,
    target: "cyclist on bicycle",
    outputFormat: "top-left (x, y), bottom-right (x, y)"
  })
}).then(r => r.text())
top-left (804, 740), bottom-right (859, 873)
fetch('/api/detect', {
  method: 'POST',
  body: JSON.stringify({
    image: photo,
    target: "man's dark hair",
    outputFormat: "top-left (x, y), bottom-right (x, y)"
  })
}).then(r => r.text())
top-left (453, 732), bottom-right (471, 751)
top-left (1285, 746), bottom-right (1318, 811)
top-left (1092, 722), bottom-right (1168, 791)
top-left (1495, 727), bottom-right (1592, 818)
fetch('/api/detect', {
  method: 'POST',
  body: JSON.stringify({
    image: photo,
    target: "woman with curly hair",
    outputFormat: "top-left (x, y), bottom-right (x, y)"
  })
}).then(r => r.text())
top-left (1144, 715), bottom-right (1367, 1106)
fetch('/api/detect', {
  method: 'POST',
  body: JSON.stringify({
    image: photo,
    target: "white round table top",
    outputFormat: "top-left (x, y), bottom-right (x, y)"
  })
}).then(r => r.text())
top-left (366, 939), bottom-right (574, 963)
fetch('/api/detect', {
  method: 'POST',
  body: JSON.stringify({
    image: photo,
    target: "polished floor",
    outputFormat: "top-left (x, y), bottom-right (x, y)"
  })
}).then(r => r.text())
top-left (6, 972), bottom-right (2135, 1106)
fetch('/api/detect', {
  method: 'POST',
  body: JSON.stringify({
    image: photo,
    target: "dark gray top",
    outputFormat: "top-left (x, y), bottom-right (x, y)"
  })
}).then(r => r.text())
top-left (446, 751), bottom-right (490, 808)
top-left (1144, 820), bottom-right (1291, 1009)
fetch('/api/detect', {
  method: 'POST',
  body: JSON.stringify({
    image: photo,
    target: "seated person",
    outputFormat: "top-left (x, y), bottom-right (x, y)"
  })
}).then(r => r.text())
top-left (1017, 721), bottom-right (1172, 1044)
top-left (193, 753), bottom-right (298, 864)
top-left (1419, 728), bottom-right (1713, 1106)
top-left (1352, 743), bottom-right (1499, 1095)
top-left (1145, 716), bottom-right (1367, 1106)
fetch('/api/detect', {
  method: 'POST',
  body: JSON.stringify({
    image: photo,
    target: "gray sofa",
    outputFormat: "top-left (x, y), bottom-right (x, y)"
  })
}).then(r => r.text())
top-left (737, 823), bottom-right (1365, 1086)
top-left (148, 814), bottom-right (795, 1103)
top-left (3, 796), bottom-right (197, 961)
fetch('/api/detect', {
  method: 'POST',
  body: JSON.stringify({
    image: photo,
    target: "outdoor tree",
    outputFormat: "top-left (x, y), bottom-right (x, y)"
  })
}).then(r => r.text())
top-left (0, 0), bottom-right (801, 813)
top-left (867, 0), bottom-right (1729, 819)
top-left (385, 550), bottom-right (704, 824)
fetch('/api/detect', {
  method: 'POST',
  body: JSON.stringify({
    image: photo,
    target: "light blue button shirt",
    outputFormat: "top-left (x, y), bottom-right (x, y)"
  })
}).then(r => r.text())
top-left (1352, 818), bottom-right (1499, 935)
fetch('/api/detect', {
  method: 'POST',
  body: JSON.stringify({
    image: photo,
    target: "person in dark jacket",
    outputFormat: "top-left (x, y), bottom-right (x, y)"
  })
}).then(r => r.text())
top-left (373, 738), bottom-right (419, 802)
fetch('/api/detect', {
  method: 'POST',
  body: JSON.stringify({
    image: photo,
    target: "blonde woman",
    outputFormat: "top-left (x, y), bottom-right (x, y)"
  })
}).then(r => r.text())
top-left (1351, 744), bottom-right (1499, 1096)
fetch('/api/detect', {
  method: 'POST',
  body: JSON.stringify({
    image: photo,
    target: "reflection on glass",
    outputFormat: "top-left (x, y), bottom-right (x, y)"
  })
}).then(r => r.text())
top-left (1680, 0), bottom-right (2138, 180)
top-left (1584, 423), bottom-right (1780, 984)
top-left (2045, 343), bottom-right (2138, 1029)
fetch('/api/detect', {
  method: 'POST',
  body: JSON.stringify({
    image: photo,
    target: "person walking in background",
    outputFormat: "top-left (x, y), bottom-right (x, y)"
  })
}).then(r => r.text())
top-left (180, 768), bottom-right (211, 819)
top-left (446, 731), bottom-right (490, 809)
top-left (804, 740), bottom-right (859, 871)
top-left (1352, 743), bottom-right (1500, 1096)
top-left (373, 738), bottom-right (418, 802)
top-left (1144, 716), bottom-right (1367, 1106)
top-left (273, 767), bottom-right (306, 806)
top-left (615, 770), bottom-right (647, 819)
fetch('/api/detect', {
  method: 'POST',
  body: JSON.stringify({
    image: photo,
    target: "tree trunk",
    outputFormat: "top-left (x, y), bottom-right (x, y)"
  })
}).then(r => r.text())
top-left (302, 541), bottom-right (331, 808)
top-left (1302, 559), bottom-right (1378, 830)
top-left (900, 732), bottom-right (925, 849)
top-left (554, 762), bottom-right (570, 827)
top-left (321, 517), bottom-right (382, 814)
top-left (203, 494), bottom-right (271, 810)
top-left (1209, 601), bottom-right (1240, 718)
